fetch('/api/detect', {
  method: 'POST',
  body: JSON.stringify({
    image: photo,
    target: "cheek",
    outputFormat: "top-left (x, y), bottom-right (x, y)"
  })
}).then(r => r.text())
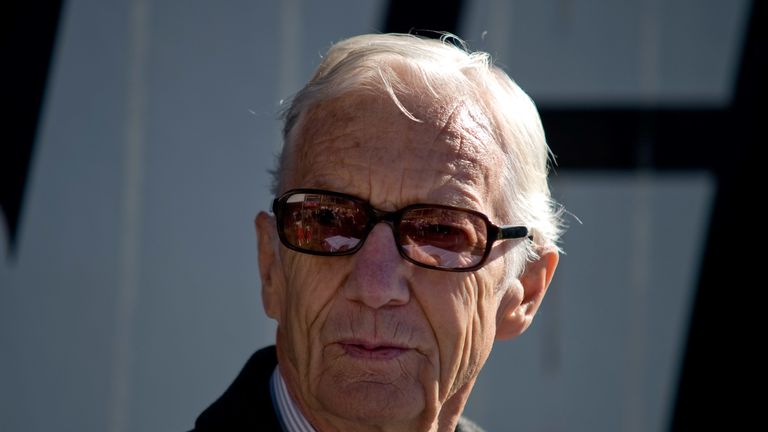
top-left (282, 253), bottom-right (347, 314)
top-left (279, 253), bottom-right (350, 364)
top-left (415, 272), bottom-right (499, 398)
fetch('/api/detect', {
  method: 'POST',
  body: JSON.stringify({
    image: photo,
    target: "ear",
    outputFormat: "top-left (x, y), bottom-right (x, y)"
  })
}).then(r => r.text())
top-left (495, 246), bottom-right (559, 340)
top-left (255, 211), bottom-right (284, 322)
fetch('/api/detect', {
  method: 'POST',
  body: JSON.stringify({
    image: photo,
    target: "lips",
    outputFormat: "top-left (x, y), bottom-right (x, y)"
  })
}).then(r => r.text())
top-left (340, 341), bottom-right (409, 360)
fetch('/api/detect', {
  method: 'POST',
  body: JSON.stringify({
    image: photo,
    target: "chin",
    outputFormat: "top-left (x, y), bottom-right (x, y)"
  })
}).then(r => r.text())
top-left (315, 369), bottom-right (427, 424)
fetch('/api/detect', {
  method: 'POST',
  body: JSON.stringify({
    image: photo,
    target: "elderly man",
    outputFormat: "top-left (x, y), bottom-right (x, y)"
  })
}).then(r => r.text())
top-left (193, 33), bottom-right (561, 432)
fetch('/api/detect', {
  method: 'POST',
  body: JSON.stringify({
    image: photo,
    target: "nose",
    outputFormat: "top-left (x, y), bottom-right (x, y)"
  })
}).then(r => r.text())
top-left (343, 223), bottom-right (410, 309)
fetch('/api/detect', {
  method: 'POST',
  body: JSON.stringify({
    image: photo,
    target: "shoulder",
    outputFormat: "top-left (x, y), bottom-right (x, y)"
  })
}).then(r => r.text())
top-left (191, 346), bottom-right (281, 431)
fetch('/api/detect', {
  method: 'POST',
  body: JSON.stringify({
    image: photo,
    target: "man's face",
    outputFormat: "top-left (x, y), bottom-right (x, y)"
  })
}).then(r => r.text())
top-left (259, 92), bottom-right (524, 430)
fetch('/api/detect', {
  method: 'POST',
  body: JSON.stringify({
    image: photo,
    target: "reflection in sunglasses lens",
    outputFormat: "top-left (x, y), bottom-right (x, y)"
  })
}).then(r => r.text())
top-left (399, 209), bottom-right (485, 269)
top-left (283, 194), bottom-right (367, 253)
top-left (277, 191), bottom-right (493, 270)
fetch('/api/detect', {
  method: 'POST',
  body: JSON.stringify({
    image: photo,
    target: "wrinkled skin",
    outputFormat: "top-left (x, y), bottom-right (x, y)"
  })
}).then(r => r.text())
top-left (256, 92), bottom-right (558, 432)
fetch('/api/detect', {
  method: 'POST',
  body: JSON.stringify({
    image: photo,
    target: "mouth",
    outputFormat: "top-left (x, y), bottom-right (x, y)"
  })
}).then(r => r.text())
top-left (339, 341), bottom-right (409, 360)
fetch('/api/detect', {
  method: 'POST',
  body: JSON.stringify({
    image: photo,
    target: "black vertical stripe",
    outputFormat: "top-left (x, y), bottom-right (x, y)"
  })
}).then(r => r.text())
top-left (670, 2), bottom-right (762, 429)
top-left (383, 0), bottom-right (465, 37)
top-left (1, 0), bottom-right (64, 258)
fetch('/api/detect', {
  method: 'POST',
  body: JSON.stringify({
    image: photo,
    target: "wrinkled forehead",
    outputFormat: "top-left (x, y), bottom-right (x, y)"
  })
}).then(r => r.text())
top-left (282, 91), bottom-right (506, 215)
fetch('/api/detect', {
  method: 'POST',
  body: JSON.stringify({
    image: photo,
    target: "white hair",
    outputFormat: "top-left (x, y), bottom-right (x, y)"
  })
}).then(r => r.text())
top-left (274, 33), bottom-right (563, 278)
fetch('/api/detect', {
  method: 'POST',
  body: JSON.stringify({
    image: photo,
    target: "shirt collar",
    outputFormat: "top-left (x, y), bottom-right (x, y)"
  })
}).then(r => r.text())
top-left (270, 366), bottom-right (317, 432)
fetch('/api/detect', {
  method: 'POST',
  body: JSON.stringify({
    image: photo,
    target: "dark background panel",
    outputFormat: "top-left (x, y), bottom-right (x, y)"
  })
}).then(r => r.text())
top-left (1, 0), bottom-right (64, 256)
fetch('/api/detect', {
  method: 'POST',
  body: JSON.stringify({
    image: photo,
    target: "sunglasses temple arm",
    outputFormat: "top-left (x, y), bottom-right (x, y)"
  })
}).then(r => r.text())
top-left (498, 226), bottom-right (533, 241)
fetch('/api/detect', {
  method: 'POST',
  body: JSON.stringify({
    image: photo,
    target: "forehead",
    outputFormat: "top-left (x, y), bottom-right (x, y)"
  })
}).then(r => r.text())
top-left (285, 92), bottom-right (504, 215)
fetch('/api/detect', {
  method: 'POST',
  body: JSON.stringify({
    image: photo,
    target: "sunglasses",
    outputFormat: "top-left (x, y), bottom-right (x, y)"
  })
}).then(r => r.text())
top-left (272, 189), bottom-right (531, 272)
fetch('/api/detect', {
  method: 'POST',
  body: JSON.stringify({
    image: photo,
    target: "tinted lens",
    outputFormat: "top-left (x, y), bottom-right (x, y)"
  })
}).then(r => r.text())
top-left (398, 207), bottom-right (488, 269)
top-left (279, 192), bottom-right (368, 253)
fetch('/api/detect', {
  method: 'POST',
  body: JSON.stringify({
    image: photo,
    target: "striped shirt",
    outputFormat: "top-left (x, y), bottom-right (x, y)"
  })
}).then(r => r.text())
top-left (270, 367), bottom-right (317, 432)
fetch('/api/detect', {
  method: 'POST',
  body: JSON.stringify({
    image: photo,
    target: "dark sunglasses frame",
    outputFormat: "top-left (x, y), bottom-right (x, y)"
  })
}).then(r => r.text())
top-left (272, 188), bottom-right (532, 272)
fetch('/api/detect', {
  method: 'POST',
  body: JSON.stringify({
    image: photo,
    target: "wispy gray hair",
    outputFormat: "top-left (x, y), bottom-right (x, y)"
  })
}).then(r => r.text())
top-left (273, 33), bottom-right (564, 278)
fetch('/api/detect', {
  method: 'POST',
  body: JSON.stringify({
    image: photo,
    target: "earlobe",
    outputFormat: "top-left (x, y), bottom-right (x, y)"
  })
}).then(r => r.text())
top-left (495, 246), bottom-right (559, 340)
top-left (255, 211), bottom-right (283, 322)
